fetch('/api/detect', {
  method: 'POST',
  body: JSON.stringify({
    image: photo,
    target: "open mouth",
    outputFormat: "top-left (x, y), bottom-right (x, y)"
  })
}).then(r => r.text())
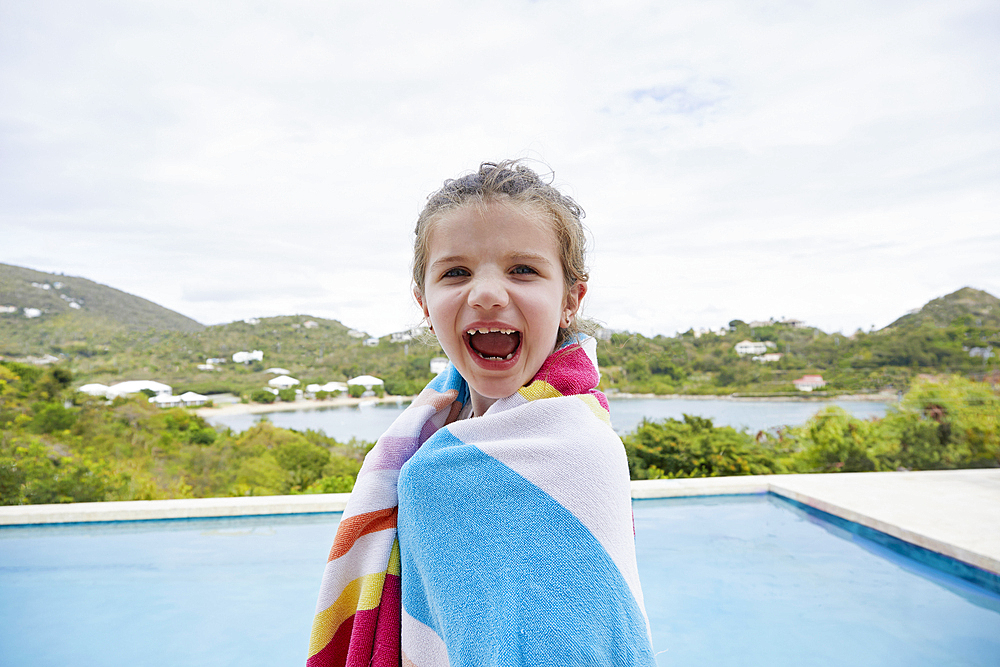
top-left (466, 327), bottom-right (522, 361)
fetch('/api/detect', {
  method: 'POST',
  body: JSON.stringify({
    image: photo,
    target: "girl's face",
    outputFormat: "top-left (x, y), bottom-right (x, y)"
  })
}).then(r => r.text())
top-left (417, 201), bottom-right (586, 416)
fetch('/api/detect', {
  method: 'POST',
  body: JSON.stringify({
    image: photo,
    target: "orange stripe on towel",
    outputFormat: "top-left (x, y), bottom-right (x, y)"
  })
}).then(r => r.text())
top-left (328, 507), bottom-right (398, 561)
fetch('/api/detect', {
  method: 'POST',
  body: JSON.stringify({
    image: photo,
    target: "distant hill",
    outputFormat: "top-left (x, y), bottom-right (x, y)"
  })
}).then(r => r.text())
top-left (0, 263), bottom-right (204, 344)
top-left (886, 287), bottom-right (1000, 330)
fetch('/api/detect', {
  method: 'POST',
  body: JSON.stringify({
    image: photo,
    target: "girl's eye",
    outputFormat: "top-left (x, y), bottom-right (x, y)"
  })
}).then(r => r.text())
top-left (442, 267), bottom-right (469, 278)
top-left (511, 265), bottom-right (537, 275)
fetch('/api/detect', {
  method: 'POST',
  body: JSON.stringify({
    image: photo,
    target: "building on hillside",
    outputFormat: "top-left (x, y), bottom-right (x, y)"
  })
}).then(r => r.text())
top-left (735, 340), bottom-right (768, 356)
top-left (23, 308), bottom-right (42, 318)
top-left (793, 375), bottom-right (827, 391)
top-left (264, 367), bottom-right (291, 375)
top-left (178, 391), bottom-right (208, 407)
top-left (781, 318), bottom-right (806, 329)
top-left (348, 375), bottom-right (384, 395)
top-left (364, 337), bottom-right (380, 347)
top-left (78, 383), bottom-right (110, 397)
top-left (149, 394), bottom-right (184, 408)
top-left (267, 375), bottom-right (300, 390)
top-left (107, 380), bottom-right (173, 397)
top-left (348, 329), bottom-right (366, 339)
top-left (752, 353), bottom-right (784, 363)
top-left (430, 357), bottom-right (449, 375)
top-left (748, 319), bottom-right (774, 328)
top-left (233, 350), bottom-right (264, 364)
top-left (391, 331), bottom-right (413, 343)
top-left (303, 320), bottom-right (318, 329)
top-left (148, 392), bottom-right (206, 408)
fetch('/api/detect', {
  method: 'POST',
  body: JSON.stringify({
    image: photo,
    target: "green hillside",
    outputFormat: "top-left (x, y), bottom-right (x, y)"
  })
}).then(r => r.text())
top-left (0, 263), bottom-right (204, 358)
top-left (1, 262), bottom-right (997, 398)
top-left (886, 287), bottom-right (1000, 330)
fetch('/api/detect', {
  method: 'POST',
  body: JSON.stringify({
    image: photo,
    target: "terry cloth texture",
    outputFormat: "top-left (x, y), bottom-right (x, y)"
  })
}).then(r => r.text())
top-left (306, 338), bottom-right (655, 667)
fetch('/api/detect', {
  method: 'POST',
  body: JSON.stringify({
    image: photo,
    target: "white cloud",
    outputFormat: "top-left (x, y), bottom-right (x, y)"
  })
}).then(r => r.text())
top-left (1, 0), bottom-right (997, 336)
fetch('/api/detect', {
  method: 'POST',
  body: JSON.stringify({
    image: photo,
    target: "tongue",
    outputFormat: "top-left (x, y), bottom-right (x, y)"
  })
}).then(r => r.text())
top-left (469, 332), bottom-right (520, 358)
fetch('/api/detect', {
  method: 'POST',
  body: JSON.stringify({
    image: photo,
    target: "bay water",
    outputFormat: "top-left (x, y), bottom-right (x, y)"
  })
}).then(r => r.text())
top-left (206, 397), bottom-right (890, 442)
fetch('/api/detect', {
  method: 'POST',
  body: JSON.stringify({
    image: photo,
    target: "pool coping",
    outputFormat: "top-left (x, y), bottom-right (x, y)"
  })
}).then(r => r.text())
top-left (2, 469), bottom-right (998, 578)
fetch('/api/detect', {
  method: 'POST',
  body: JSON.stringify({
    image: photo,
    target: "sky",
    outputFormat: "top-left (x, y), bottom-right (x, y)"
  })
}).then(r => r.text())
top-left (2, 0), bottom-right (998, 338)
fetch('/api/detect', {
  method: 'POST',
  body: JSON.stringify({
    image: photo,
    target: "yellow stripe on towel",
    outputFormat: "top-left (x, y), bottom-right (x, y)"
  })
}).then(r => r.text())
top-left (518, 380), bottom-right (562, 402)
top-left (576, 394), bottom-right (612, 426)
top-left (307, 570), bottom-right (388, 656)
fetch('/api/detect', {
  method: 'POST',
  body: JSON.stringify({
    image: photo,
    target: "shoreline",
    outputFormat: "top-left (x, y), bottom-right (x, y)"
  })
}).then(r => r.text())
top-left (195, 394), bottom-right (412, 419)
top-left (196, 389), bottom-right (897, 419)
top-left (607, 390), bottom-right (898, 403)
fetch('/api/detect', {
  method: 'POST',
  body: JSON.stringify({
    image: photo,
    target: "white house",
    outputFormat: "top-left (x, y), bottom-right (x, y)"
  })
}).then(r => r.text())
top-left (364, 337), bottom-right (380, 347)
top-left (107, 380), bottom-right (173, 397)
top-left (752, 353), bottom-right (784, 363)
top-left (149, 394), bottom-right (184, 408)
top-left (305, 381), bottom-right (347, 397)
top-left (348, 375), bottom-right (384, 391)
top-left (233, 350), bottom-right (264, 364)
top-left (430, 357), bottom-right (449, 375)
top-left (793, 375), bottom-right (827, 391)
top-left (267, 375), bottom-right (300, 390)
top-left (264, 367), bottom-right (291, 375)
top-left (178, 391), bottom-right (208, 406)
top-left (735, 340), bottom-right (768, 356)
top-left (78, 383), bottom-right (110, 397)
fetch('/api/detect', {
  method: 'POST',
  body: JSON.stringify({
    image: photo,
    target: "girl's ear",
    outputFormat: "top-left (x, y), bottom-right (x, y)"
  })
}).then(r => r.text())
top-left (562, 282), bottom-right (587, 326)
top-left (414, 288), bottom-right (430, 319)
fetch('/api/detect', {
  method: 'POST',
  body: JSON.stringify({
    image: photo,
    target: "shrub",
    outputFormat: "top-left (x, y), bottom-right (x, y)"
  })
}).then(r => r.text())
top-left (624, 414), bottom-right (788, 479)
top-left (250, 389), bottom-right (276, 404)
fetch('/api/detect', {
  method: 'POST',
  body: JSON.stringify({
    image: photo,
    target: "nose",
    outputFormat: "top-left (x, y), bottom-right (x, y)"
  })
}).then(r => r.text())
top-left (467, 272), bottom-right (509, 310)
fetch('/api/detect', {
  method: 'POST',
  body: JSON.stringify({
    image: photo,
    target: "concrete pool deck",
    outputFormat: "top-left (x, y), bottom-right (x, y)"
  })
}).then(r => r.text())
top-left (1, 469), bottom-right (998, 577)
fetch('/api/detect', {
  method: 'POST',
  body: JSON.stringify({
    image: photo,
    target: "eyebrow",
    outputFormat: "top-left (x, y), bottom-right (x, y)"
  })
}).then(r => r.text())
top-left (429, 252), bottom-right (554, 271)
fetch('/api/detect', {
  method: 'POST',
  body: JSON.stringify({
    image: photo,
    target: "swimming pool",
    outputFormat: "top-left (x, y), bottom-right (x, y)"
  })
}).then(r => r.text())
top-left (1, 495), bottom-right (997, 666)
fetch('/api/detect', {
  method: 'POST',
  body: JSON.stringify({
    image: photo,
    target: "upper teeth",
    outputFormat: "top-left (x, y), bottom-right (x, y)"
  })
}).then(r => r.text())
top-left (467, 328), bottom-right (516, 335)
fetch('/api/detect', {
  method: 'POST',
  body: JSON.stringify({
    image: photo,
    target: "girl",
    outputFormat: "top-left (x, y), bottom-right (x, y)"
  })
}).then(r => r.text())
top-left (308, 162), bottom-right (655, 667)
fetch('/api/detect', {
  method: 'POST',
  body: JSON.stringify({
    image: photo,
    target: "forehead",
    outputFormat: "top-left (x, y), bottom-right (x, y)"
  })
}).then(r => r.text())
top-left (425, 200), bottom-right (557, 256)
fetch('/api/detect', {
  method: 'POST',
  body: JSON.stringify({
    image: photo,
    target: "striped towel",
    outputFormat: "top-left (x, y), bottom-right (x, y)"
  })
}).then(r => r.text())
top-left (307, 337), bottom-right (655, 667)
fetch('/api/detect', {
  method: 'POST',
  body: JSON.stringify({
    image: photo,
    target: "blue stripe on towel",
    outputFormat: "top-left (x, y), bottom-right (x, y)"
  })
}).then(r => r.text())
top-left (398, 429), bottom-right (654, 667)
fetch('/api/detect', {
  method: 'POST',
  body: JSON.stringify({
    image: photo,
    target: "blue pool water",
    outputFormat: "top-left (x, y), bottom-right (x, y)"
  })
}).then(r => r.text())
top-left (1, 495), bottom-right (997, 666)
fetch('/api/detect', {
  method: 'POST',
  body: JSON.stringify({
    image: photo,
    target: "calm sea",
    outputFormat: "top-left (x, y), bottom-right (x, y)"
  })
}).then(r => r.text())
top-left (206, 397), bottom-right (890, 442)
